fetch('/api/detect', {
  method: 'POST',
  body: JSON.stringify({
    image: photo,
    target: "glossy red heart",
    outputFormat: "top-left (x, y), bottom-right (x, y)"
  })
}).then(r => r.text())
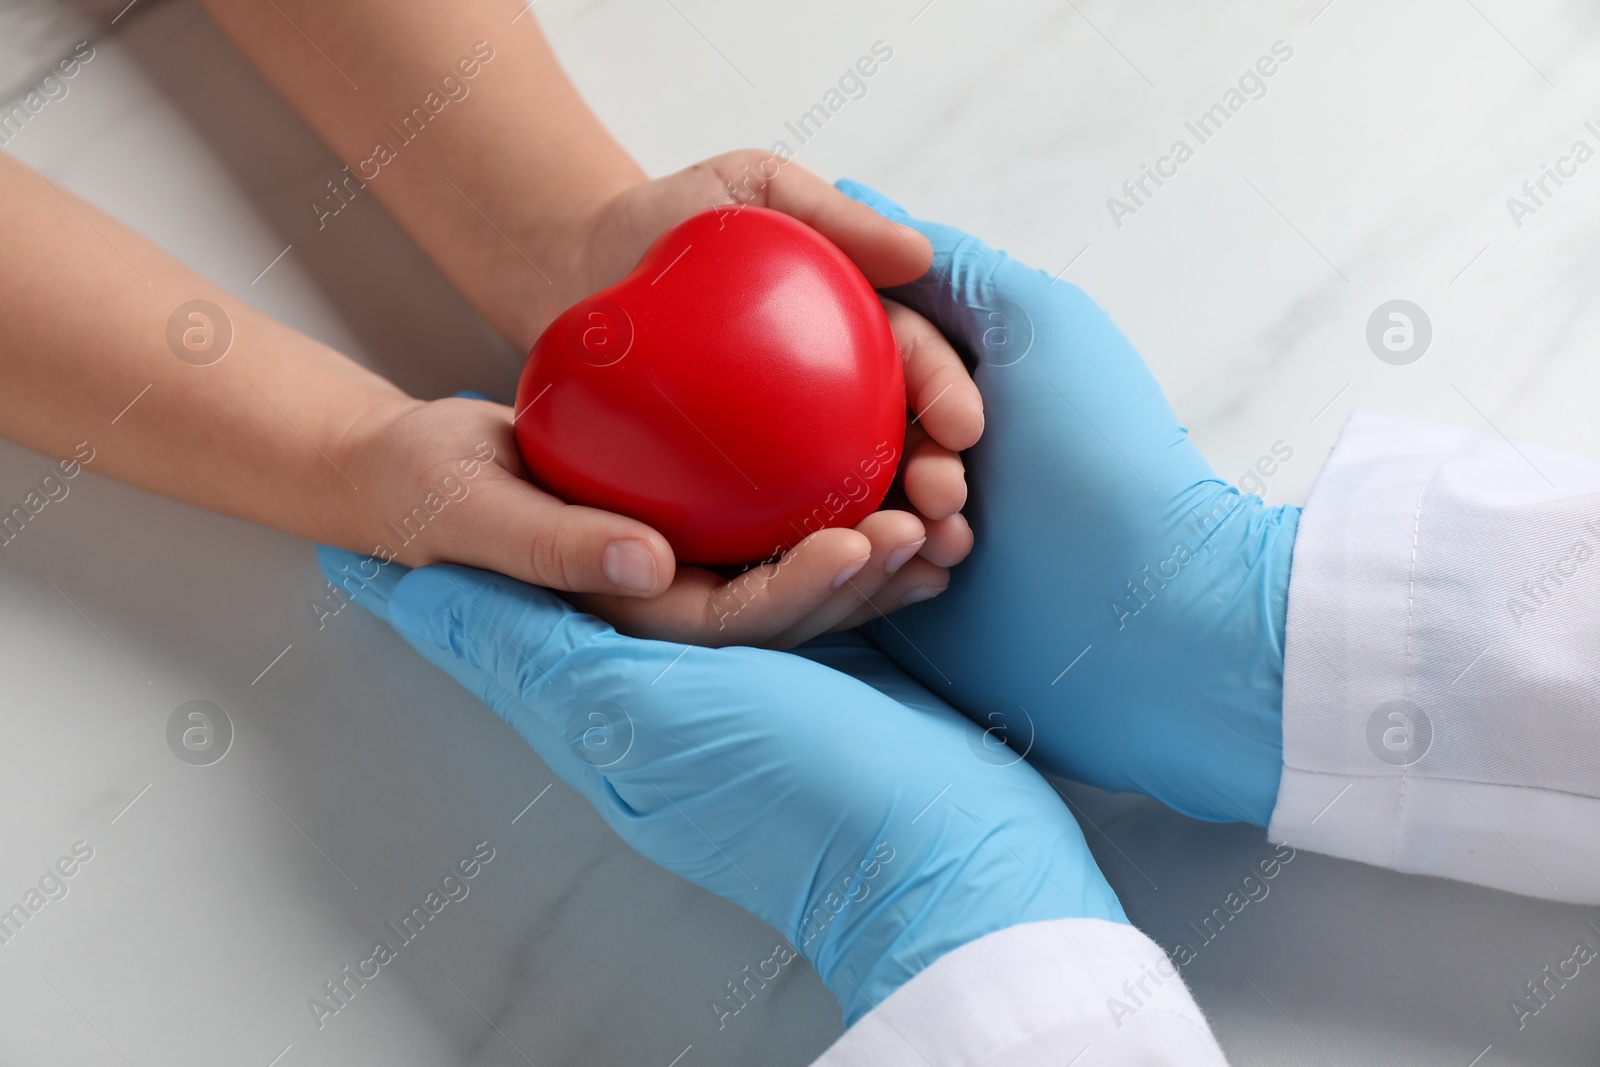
top-left (513, 205), bottom-right (906, 566)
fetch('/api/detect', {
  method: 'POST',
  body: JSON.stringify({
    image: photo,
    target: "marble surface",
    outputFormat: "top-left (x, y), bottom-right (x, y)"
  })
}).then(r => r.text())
top-left (2, 0), bottom-right (1599, 1063)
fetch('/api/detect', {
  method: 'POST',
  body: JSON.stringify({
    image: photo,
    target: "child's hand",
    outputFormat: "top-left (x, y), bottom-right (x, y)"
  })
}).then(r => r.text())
top-left (336, 392), bottom-right (953, 649)
top-left (550, 151), bottom-right (983, 592)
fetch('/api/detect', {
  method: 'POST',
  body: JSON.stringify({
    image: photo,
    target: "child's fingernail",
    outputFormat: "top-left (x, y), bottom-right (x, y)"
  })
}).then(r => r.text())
top-left (833, 555), bottom-right (871, 590)
top-left (603, 538), bottom-right (659, 594)
top-left (885, 538), bottom-right (926, 574)
top-left (901, 584), bottom-right (945, 607)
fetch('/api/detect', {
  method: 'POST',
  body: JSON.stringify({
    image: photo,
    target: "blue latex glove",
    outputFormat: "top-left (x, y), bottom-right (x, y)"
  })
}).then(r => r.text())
top-left (316, 546), bottom-right (1125, 1025)
top-left (839, 181), bottom-right (1300, 826)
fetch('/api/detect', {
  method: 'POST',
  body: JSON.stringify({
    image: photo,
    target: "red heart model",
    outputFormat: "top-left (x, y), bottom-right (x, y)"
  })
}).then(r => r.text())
top-left (513, 205), bottom-right (906, 566)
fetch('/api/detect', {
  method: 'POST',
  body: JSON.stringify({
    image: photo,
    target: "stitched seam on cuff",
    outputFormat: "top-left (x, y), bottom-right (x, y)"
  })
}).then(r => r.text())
top-left (1392, 459), bottom-right (1448, 868)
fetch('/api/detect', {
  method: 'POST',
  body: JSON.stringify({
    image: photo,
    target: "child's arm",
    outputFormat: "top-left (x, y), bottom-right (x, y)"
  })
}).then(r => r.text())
top-left (0, 151), bottom-right (403, 553)
top-left (193, 0), bottom-right (935, 351)
top-left (0, 152), bottom-right (925, 648)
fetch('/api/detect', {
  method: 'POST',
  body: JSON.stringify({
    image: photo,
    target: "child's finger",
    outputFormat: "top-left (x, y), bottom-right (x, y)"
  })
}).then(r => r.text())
top-left (899, 424), bottom-right (967, 522)
top-left (569, 526), bottom-right (876, 648)
top-left (762, 509), bottom-right (929, 650)
top-left (828, 556), bottom-right (951, 633)
top-left (717, 151), bottom-right (932, 287)
top-left (432, 464), bottom-right (678, 598)
top-left (917, 513), bottom-right (973, 568)
top-left (883, 298), bottom-right (984, 454)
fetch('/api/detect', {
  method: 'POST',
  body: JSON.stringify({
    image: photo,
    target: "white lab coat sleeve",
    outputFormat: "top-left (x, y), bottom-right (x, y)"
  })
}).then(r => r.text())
top-left (1271, 407), bottom-right (1600, 904)
top-left (809, 918), bottom-right (1229, 1066)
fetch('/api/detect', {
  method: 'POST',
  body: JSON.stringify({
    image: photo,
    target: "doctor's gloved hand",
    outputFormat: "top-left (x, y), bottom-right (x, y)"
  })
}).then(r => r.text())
top-left (315, 547), bottom-right (1125, 1026)
top-left (839, 181), bottom-right (1300, 827)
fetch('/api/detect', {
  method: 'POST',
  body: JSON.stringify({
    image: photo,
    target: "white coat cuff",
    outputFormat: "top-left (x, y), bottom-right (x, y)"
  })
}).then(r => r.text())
top-left (810, 918), bottom-right (1228, 1066)
top-left (1273, 408), bottom-right (1600, 904)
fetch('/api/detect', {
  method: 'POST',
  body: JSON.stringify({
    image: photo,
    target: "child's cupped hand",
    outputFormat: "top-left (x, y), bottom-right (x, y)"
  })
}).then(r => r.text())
top-left (331, 375), bottom-right (961, 651)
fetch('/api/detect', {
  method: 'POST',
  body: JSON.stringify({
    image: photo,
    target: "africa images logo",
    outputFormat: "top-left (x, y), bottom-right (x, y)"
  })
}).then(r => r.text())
top-left (305, 841), bottom-right (496, 1030)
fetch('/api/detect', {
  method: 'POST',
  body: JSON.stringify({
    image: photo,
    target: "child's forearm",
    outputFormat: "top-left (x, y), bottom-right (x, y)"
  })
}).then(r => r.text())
top-left (197, 0), bottom-right (645, 352)
top-left (0, 153), bottom-right (408, 547)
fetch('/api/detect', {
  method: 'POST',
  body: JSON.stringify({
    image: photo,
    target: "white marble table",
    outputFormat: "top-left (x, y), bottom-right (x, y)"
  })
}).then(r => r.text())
top-left (2, 0), bottom-right (1598, 1063)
